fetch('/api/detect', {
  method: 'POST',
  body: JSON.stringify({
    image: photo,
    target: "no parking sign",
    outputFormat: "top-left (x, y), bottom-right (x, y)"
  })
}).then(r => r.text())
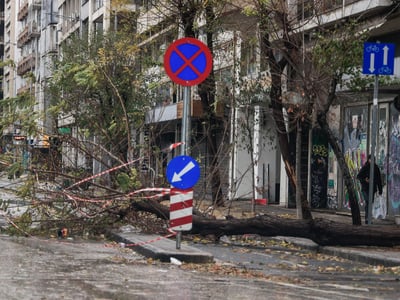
top-left (164, 37), bottom-right (212, 86)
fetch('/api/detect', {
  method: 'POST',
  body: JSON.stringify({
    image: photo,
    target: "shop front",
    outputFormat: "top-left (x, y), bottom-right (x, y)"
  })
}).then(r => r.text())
top-left (326, 94), bottom-right (400, 218)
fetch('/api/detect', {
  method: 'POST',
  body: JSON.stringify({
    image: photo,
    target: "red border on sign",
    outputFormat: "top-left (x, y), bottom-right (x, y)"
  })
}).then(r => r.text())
top-left (164, 37), bottom-right (213, 87)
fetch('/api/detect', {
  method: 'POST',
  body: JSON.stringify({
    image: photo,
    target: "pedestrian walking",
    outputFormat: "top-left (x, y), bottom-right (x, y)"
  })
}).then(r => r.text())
top-left (357, 155), bottom-right (383, 224)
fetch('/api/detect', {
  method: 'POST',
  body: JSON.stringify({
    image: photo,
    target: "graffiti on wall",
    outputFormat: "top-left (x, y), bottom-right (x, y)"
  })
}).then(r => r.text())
top-left (389, 104), bottom-right (400, 215)
top-left (310, 129), bottom-right (329, 208)
top-left (342, 107), bottom-right (368, 209)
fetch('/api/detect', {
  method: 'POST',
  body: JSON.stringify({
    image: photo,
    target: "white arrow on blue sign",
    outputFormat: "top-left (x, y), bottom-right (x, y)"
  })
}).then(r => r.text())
top-left (362, 42), bottom-right (395, 75)
top-left (166, 155), bottom-right (200, 190)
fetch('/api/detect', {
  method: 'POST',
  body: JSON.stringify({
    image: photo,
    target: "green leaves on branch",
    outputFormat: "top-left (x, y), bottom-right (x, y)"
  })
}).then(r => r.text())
top-left (115, 168), bottom-right (141, 193)
top-left (70, 61), bottom-right (99, 89)
top-left (312, 22), bottom-right (367, 80)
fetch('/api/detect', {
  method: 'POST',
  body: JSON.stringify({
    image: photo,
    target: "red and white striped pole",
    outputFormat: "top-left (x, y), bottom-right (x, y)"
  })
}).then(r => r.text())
top-left (170, 188), bottom-right (193, 232)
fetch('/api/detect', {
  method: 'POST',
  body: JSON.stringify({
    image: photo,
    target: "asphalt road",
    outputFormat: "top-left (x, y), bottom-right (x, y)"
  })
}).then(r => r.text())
top-left (1, 176), bottom-right (399, 299)
top-left (1, 234), bottom-right (399, 299)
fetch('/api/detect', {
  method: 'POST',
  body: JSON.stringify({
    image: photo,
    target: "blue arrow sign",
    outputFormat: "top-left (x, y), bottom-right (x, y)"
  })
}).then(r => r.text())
top-left (363, 43), bottom-right (395, 75)
top-left (166, 155), bottom-right (200, 189)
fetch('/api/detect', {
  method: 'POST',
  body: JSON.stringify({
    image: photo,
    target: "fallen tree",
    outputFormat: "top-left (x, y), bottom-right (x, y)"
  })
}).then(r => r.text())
top-left (131, 199), bottom-right (400, 247)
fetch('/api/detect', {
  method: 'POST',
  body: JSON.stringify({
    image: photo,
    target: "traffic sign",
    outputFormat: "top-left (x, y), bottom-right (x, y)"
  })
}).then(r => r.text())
top-left (363, 42), bottom-right (395, 75)
top-left (164, 37), bottom-right (212, 86)
top-left (169, 188), bottom-right (193, 231)
top-left (166, 155), bottom-right (200, 189)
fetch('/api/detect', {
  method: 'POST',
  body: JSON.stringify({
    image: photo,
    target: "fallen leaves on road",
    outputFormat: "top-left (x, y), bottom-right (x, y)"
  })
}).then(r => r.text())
top-left (180, 262), bottom-right (307, 284)
top-left (354, 265), bottom-right (400, 275)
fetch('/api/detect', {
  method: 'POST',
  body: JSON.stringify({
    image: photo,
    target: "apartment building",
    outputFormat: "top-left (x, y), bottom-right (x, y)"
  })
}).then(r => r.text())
top-left (2, 0), bottom-right (18, 145)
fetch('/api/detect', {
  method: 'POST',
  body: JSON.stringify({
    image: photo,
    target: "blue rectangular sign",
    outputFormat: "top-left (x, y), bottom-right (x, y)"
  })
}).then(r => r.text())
top-left (362, 43), bottom-right (395, 75)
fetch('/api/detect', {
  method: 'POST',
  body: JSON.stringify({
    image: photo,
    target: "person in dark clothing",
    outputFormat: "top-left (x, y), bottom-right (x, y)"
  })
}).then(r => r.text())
top-left (357, 155), bottom-right (383, 224)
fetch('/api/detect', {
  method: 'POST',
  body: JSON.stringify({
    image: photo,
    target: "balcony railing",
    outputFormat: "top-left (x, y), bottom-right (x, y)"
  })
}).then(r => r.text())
top-left (17, 53), bottom-right (36, 76)
top-left (17, 1), bottom-right (28, 21)
top-left (17, 84), bottom-right (35, 96)
top-left (17, 26), bottom-right (29, 47)
top-left (17, 22), bottom-right (40, 47)
top-left (145, 100), bottom-right (224, 124)
top-left (31, 0), bottom-right (42, 10)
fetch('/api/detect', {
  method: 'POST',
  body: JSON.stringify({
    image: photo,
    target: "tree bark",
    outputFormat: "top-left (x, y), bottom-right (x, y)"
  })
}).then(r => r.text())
top-left (316, 76), bottom-right (362, 226)
top-left (259, 21), bottom-right (312, 220)
top-left (130, 200), bottom-right (398, 247)
top-left (317, 113), bottom-right (362, 225)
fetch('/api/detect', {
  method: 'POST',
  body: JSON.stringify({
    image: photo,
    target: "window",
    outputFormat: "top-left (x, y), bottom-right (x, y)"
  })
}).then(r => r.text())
top-left (241, 39), bottom-right (258, 76)
top-left (297, 0), bottom-right (314, 20)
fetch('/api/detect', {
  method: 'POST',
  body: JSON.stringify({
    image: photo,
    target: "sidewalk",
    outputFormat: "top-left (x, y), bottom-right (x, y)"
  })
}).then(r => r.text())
top-left (108, 203), bottom-right (400, 267)
top-left (238, 202), bottom-right (400, 267)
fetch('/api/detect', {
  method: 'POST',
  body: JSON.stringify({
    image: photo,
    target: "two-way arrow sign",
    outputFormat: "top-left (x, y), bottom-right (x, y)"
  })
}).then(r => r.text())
top-left (363, 42), bottom-right (395, 75)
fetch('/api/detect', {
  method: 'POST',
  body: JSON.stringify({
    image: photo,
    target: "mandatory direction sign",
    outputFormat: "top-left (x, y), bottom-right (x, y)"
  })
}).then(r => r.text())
top-left (166, 155), bottom-right (200, 190)
top-left (363, 42), bottom-right (395, 75)
top-left (164, 37), bottom-right (212, 86)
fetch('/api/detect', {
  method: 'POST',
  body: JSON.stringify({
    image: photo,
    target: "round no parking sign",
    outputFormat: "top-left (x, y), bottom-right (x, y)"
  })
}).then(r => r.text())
top-left (164, 37), bottom-right (213, 86)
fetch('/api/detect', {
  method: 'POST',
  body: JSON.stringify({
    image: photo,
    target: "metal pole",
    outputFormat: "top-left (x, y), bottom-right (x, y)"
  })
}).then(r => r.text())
top-left (182, 86), bottom-right (191, 155)
top-left (296, 118), bottom-right (303, 219)
top-left (368, 75), bottom-right (378, 225)
top-left (176, 86), bottom-right (191, 249)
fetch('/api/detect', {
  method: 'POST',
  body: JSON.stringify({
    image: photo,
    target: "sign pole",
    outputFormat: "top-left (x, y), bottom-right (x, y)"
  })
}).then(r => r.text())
top-left (181, 86), bottom-right (191, 155)
top-left (164, 37), bottom-right (212, 250)
top-left (368, 75), bottom-right (378, 225)
top-left (176, 86), bottom-right (191, 249)
top-left (362, 42), bottom-right (395, 224)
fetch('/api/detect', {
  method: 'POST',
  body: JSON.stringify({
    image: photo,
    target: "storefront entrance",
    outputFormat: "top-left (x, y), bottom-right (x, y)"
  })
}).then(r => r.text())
top-left (333, 100), bottom-right (400, 217)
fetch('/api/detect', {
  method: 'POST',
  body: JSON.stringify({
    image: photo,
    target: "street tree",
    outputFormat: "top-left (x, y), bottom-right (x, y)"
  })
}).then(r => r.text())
top-left (241, 0), bottom-right (391, 224)
top-left (5, 1), bottom-right (400, 246)
top-left (47, 14), bottom-right (153, 183)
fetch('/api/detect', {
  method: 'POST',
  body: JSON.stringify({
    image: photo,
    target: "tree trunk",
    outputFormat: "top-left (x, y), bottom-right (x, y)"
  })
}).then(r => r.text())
top-left (258, 13), bottom-right (312, 220)
top-left (317, 114), bottom-right (362, 225)
top-left (131, 199), bottom-right (399, 247)
top-left (265, 53), bottom-right (312, 220)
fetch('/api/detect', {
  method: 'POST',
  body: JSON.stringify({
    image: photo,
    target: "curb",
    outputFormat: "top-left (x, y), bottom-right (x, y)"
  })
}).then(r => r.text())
top-left (107, 231), bottom-right (214, 264)
top-left (321, 246), bottom-right (400, 267)
top-left (276, 236), bottom-right (400, 267)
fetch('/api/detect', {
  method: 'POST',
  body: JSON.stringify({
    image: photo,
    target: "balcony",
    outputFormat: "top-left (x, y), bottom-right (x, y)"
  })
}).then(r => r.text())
top-left (145, 100), bottom-right (224, 124)
top-left (137, 2), bottom-right (173, 35)
top-left (17, 26), bottom-right (28, 47)
top-left (17, 22), bottom-right (40, 47)
top-left (146, 102), bottom-right (177, 123)
top-left (31, 0), bottom-right (42, 10)
top-left (299, 0), bottom-right (393, 30)
top-left (17, 83), bottom-right (35, 96)
top-left (17, 54), bottom-right (36, 76)
top-left (17, 1), bottom-right (28, 21)
top-left (177, 100), bottom-right (204, 119)
top-left (28, 22), bottom-right (40, 38)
